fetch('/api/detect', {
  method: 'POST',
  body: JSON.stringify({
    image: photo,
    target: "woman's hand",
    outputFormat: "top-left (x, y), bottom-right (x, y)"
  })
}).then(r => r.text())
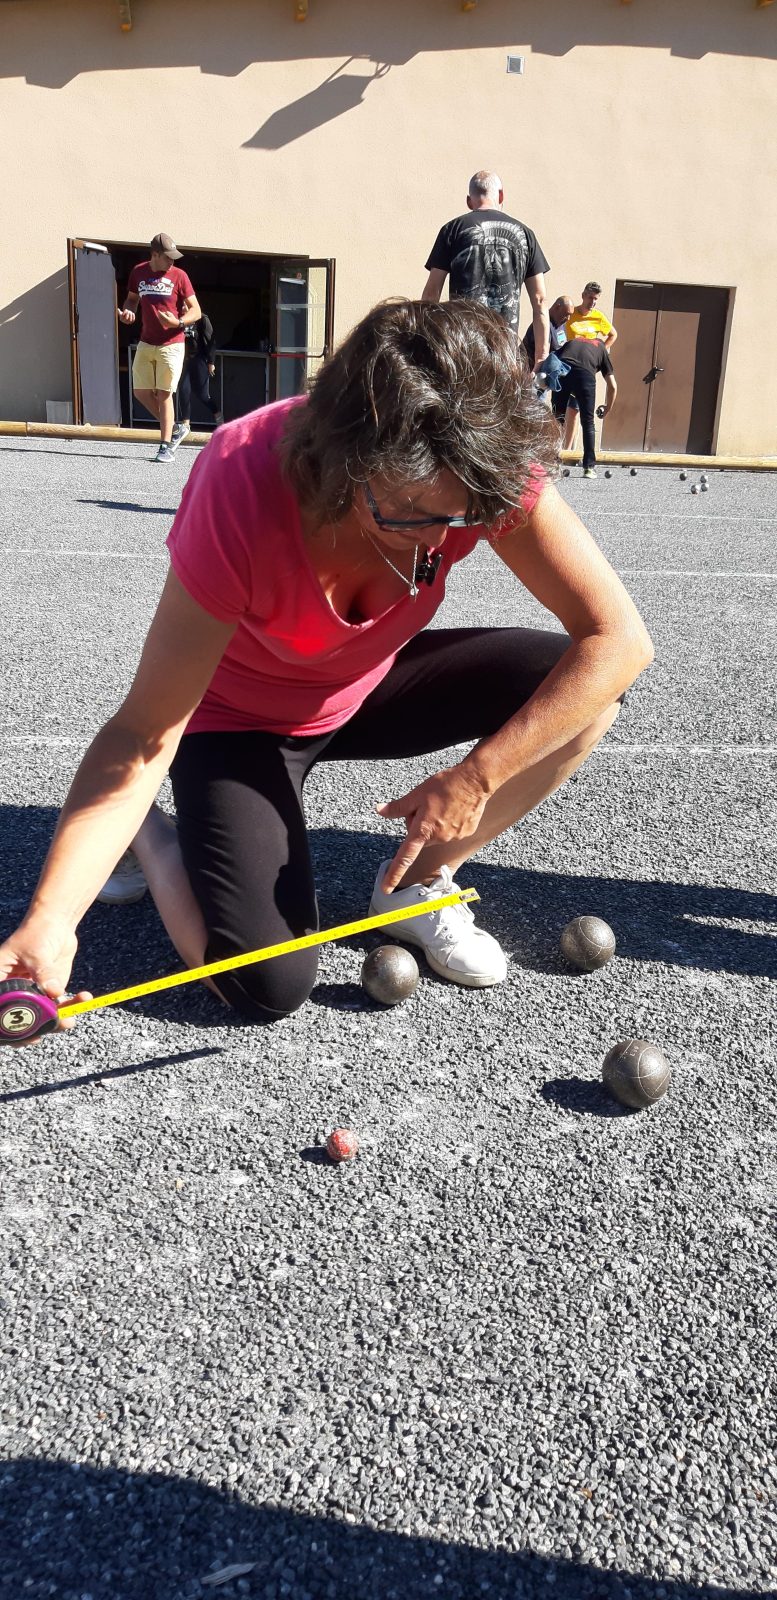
top-left (0, 915), bottom-right (91, 1043)
top-left (376, 764), bottom-right (491, 892)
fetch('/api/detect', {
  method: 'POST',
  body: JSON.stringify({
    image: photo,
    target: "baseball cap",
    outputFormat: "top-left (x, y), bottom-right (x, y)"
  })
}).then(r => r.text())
top-left (150, 232), bottom-right (183, 261)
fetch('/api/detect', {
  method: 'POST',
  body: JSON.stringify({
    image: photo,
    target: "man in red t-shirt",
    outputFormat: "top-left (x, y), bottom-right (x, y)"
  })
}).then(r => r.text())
top-left (119, 232), bottom-right (201, 463)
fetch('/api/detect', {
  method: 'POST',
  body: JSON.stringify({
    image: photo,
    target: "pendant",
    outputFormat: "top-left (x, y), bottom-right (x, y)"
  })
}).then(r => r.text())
top-left (409, 581), bottom-right (418, 599)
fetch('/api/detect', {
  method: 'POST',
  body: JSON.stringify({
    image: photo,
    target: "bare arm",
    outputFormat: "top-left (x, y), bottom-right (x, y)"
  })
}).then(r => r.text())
top-left (33, 570), bottom-right (233, 924)
top-left (602, 375), bottom-right (617, 413)
top-left (180, 293), bottom-right (201, 327)
top-left (118, 290), bottom-right (139, 325)
top-left (0, 572), bottom-right (236, 995)
top-left (525, 273), bottom-right (550, 368)
top-left (462, 484), bottom-right (653, 796)
top-left (376, 483), bottom-right (654, 889)
top-left (421, 268), bottom-right (447, 304)
top-left (604, 325), bottom-right (618, 349)
top-left (158, 293), bottom-right (202, 331)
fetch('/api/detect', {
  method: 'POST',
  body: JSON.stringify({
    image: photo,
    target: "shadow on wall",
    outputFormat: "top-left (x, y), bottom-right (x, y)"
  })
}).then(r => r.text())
top-left (0, 269), bottom-right (71, 422)
top-left (0, 0), bottom-right (775, 88)
top-left (244, 59), bottom-right (391, 151)
top-left (0, 1456), bottom-right (763, 1600)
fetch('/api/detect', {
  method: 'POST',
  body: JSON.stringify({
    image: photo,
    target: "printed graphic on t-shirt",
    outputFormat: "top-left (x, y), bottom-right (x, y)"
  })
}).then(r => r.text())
top-left (448, 219), bottom-right (531, 329)
top-left (426, 211), bottom-right (548, 333)
top-left (450, 220), bottom-right (530, 326)
top-left (135, 274), bottom-right (177, 302)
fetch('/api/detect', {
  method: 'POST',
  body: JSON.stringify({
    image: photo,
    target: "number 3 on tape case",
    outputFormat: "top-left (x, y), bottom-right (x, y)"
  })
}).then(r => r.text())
top-left (0, 982), bottom-right (60, 1045)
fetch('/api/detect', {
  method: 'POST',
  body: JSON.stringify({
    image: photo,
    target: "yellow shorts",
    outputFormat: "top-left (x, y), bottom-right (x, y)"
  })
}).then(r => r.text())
top-left (132, 340), bottom-right (186, 394)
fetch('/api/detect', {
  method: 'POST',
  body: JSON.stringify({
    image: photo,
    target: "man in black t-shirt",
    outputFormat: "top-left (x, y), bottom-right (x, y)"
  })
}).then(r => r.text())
top-left (551, 338), bottom-right (617, 478)
top-left (422, 170), bottom-right (550, 368)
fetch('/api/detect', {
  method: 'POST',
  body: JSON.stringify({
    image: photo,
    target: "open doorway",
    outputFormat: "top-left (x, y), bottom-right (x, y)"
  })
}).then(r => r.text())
top-left (602, 280), bottom-right (733, 455)
top-left (67, 238), bottom-right (335, 428)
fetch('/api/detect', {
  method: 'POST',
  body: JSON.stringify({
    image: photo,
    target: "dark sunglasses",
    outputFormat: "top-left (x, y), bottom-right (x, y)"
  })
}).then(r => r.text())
top-left (364, 482), bottom-right (474, 532)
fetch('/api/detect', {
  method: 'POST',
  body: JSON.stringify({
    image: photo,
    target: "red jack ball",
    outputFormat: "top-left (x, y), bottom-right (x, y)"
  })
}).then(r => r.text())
top-left (326, 1128), bottom-right (359, 1163)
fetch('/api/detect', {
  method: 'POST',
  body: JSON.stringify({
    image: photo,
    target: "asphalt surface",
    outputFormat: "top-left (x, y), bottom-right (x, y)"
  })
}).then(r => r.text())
top-left (1, 437), bottom-right (775, 1600)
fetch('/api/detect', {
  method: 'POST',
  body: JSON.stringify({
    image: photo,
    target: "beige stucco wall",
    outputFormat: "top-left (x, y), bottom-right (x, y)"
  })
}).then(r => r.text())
top-left (1, 0), bottom-right (775, 454)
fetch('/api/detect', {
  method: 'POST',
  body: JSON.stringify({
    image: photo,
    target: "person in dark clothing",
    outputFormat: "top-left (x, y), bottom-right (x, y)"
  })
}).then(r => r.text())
top-left (523, 295), bottom-right (573, 368)
top-left (422, 170), bottom-right (550, 368)
top-left (524, 295), bottom-right (573, 406)
top-left (172, 313), bottom-right (223, 450)
top-left (551, 338), bottom-right (617, 478)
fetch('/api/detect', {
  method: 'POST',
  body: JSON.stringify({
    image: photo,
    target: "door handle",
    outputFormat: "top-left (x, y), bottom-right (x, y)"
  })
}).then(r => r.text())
top-left (643, 365), bottom-right (665, 385)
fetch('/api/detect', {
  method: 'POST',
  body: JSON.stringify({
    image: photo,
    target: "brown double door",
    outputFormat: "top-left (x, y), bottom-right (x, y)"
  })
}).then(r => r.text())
top-left (602, 281), bottom-right (732, 455)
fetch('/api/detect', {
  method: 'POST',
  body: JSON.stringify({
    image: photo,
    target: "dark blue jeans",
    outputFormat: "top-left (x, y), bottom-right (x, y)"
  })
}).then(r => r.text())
top-left (553, 367), bottom-right (597, 469)
top-left (178, 354), bottom-right (219, 422)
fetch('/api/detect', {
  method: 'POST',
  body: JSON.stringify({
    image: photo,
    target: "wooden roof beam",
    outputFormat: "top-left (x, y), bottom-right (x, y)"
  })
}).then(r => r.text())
top-left (112, 0), bottom-right (776, 27)
top-left (619, 0), bottom-right (774, 5)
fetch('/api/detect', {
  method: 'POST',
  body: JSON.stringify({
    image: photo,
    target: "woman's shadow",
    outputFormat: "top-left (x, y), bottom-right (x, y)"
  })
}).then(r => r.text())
top-left (2, 812), bottom-right (774, 1039)
top-left (1, 1456), bottom-right (753, 1600)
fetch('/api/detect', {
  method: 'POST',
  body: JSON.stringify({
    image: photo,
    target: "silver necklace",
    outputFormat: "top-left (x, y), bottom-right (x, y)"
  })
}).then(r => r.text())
top-left (363, 527), bottom-right (419, 598)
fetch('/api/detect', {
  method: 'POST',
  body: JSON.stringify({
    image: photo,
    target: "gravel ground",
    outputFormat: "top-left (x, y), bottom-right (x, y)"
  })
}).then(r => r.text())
top-left (0, 439), bottom-right (775, 1600)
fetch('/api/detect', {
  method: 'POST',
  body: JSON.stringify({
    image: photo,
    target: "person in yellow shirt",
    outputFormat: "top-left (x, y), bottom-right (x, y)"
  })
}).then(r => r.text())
top-left (565, 283), bottom-right (617, 349)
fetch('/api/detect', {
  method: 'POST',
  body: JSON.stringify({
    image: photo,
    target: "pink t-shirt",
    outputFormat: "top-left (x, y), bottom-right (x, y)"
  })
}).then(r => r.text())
top-left (166, 397), bottom-right (545, 737)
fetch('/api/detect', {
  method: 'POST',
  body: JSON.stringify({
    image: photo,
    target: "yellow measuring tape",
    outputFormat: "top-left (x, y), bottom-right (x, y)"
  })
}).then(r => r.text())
top-left (57, 888), bottom-right (479, 1020)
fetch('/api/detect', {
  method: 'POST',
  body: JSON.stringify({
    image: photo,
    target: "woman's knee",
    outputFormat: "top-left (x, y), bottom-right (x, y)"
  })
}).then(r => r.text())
top-left (209, 946), bottom-right (319, 1024)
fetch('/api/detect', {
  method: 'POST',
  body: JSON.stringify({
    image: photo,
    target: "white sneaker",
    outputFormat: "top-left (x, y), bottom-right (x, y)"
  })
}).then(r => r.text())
top-left (97, 848), bottom-right (147, 905)
top-left (170, 422), bottom-right (190, 454)
top-left (368, 861), bottom-right (507, 988)
top-left (583, 467), bottom-right (597, 479)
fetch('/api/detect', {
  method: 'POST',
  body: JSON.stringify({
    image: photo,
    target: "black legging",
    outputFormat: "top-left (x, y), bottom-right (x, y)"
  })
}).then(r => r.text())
top-left (169, 625), bottom-right (569, 1021)
top-left (178, 354), bottom-right (219, 422)
top-left (552, 367), bottom-right (597, 470)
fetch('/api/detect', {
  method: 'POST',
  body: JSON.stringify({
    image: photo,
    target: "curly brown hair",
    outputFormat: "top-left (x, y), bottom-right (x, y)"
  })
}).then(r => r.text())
top-left (280, 298), bottom-right (559, 529)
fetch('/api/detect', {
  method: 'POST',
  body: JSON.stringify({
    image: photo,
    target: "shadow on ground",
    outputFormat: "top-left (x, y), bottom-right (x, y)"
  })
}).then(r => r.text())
top-left (541, 1078), bottom-right (637, 1120)
top-left (0, 1457), bottom-right (760, 1600)
top-left (76, 498), bottom-right (178, 514)
top-left (0, 445), bottom-right (156, 462)
top-left (1, 814), bottom-right (774, 1035)
top-left (469, 860), bottom-right (776, 982)
top-left (0, 1047), bottom-right (224, 1106)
